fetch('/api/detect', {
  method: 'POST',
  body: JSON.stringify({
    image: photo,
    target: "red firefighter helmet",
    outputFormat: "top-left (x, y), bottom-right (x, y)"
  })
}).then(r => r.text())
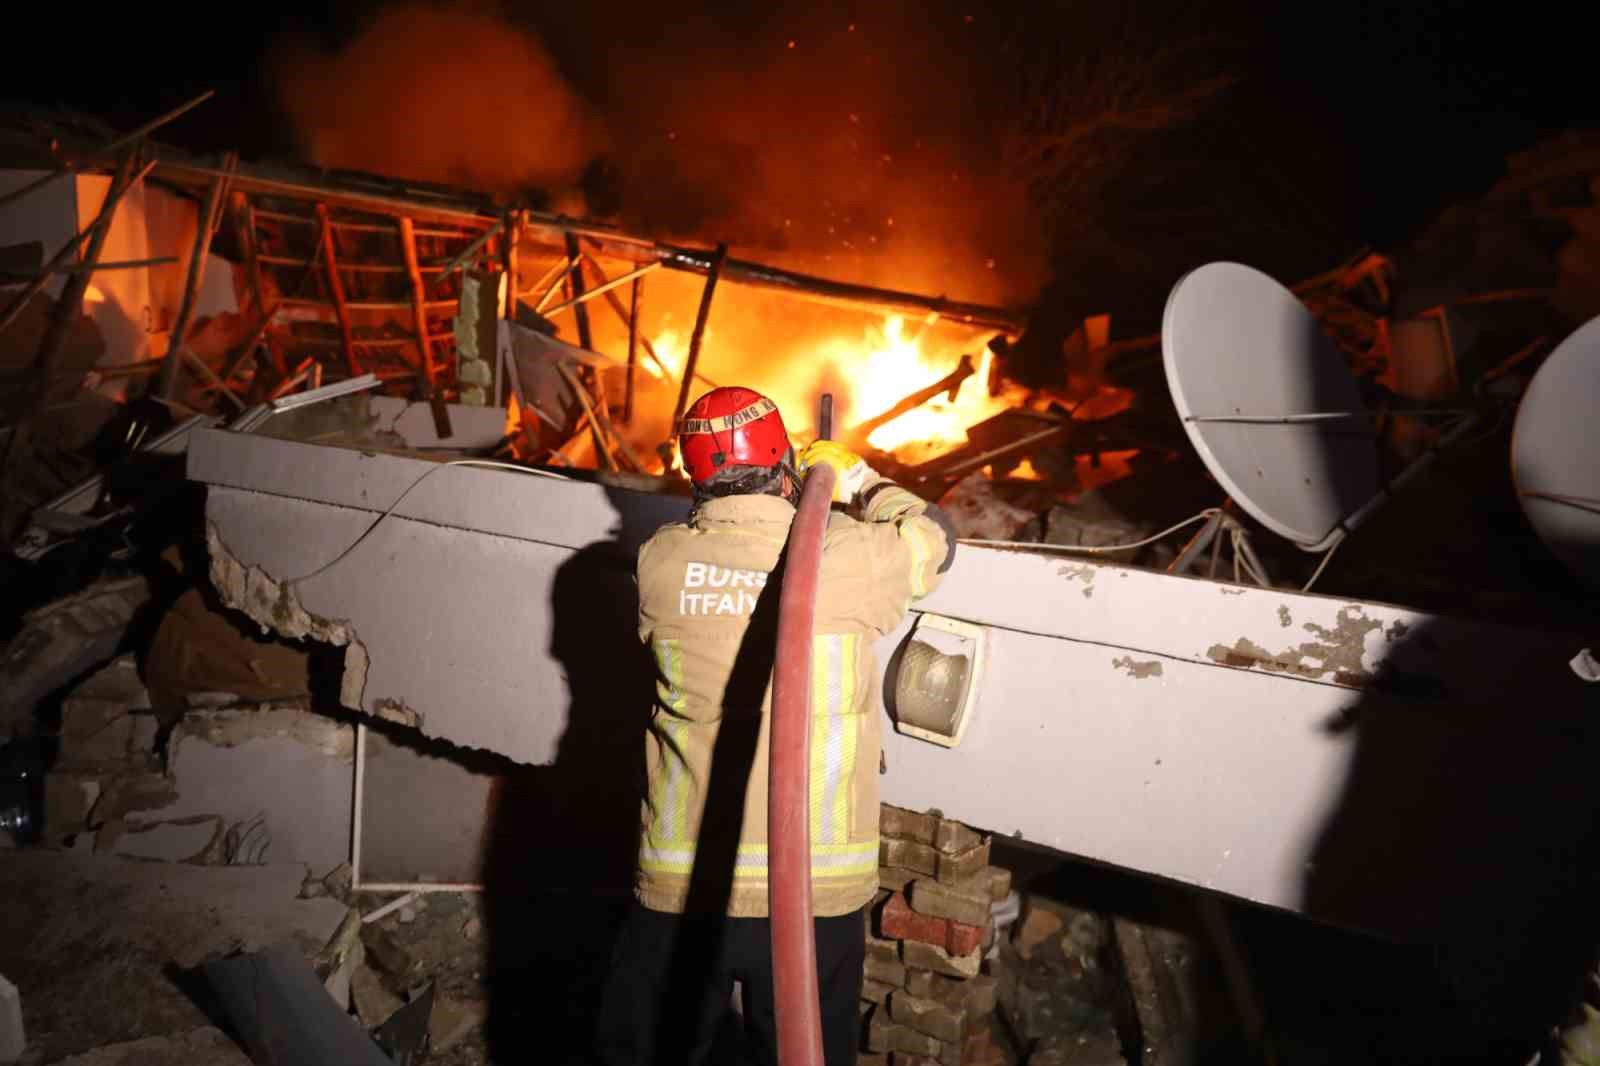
top-left (678, 386), bottom-right (791, 485)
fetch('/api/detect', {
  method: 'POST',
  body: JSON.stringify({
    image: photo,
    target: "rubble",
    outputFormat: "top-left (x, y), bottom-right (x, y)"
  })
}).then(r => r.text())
top-left (0, 972), bottom-right (21, 1062)
top-left (995, 896), bottom-right (1124, 1066)
top-left (0, 850), bottom-right (347, 1060)
top-left (48, 1027), bottom-right (251, 1066)
top-left (0, 578), bottom-right (152, 742)
top-left (351, 961), bottom-right (406, 1028)
top-left (157, 703), bottom-right (354, 869)
top-left (427, 991), bottom-right (489, 1052)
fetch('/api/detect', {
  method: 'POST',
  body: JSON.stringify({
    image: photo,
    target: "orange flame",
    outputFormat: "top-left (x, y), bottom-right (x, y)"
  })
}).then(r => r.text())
top-left (837, 315), bottom-right (1014, 454)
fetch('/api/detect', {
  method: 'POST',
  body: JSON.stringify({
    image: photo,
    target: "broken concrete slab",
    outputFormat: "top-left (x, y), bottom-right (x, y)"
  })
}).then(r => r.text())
top-left (351, 962), bottom-right (405, 1028)
top-left (0, 851), bottom-right (348, 1061)
top-left (57, 697), bottom-right (149, 768)
top-left (67, 655), bottom-right (151, 707)
top-left (48, 1027), bottom-right (251, 1066)
top-left (0, 577), bottom-right (151, 742)
top-left (190, 424), bottom-right (1600, 946)
top-left (102, 814), bottom-right (223, 863)
top-left (151, 705), bottom-right (354, 870)
top-left (191, 427), bottom-right (687, 762)
top-left (88, 772), bottom-right (178, 825)
top-left (357, 727), bottom-right (498, 885)
top-left (42, 770), bottom-right (100, 844)
top-left (1, 972), bottom-right (22, 1062)
top-left (427, 992), bottom-right (488, 1053)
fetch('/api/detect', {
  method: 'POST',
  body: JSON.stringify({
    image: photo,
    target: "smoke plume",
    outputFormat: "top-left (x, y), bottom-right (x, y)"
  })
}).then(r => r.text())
top-left (272, 1), bottom-right (1044, 305)
top-left (272, 2), bottom-right (602, 201)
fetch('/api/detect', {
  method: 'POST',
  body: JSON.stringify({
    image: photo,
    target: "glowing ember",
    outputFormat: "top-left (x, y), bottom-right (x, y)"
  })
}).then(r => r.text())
top-left (1076, 449), bottom-right (1139, 494)
top-left (1007, 458), bottom-right (1045, 481)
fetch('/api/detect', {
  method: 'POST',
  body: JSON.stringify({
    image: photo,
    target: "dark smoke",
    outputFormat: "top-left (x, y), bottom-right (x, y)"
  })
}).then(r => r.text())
top-left (272, 1), bottom-right (1046, 305)
top-left (272, 2), bottom-right (602, 203)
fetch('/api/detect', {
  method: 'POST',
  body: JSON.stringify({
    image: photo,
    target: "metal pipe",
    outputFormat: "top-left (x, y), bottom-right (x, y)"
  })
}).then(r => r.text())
top-left (768, 460), bottom-right (835, 1066)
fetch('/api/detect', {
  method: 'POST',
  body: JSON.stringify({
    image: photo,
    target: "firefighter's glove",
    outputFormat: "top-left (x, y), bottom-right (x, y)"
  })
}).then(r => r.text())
top-left (799, 440), bottom-right (875, 504)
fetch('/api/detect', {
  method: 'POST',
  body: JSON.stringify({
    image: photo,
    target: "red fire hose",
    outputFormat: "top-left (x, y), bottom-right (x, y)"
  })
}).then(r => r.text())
top-left (768, 459), bottom-right (837, 1066)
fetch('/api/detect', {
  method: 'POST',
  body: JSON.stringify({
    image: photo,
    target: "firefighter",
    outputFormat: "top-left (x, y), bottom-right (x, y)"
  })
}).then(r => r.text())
top-left (596, 386), bottom-right (956, 1066)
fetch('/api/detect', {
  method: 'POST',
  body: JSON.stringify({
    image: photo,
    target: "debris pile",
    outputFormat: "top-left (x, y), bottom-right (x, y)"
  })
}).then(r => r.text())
top-left (995, 900), bottom-right (1127, 1066)
top-left (327, 891), bottom-right (490, 1062)
top-left (862, 804), bottom-right (1012, 1066)
top-left (31, 654), bottom-right (353, 871)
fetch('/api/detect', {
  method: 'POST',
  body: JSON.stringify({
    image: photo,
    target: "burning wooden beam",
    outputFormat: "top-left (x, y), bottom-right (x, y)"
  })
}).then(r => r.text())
top-left (669, 242), bottom-right (729, 436)
top-left (849, 354), bottom-right (976, 446)
top-left (158, 153), bottom-right (236, 399)
top-left (54, 141), bottom-right (1027, 335)
top-left (397, 216), bottom-right (436, 389)
top-left (624, 271), bottom-right (642, 425)
top-left (540, 261), bottom-right (661, 319)
top-left (581, 250), bottom-right (715, 389)
top-left (315, 204), bottom-right (360, 376)
top-left (910, 409), bottom-right (1076, 484)
top-left (563, 233), bottom-right (594, 352)
top-left (217, 213), bottom-right (334, 389)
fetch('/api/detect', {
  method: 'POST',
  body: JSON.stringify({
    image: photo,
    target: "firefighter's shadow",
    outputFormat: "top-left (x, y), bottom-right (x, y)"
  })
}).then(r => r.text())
top-left (1292, 619), bottom-right (1600, 1062)
top-left (478, 537), bottom-right (658, 1065)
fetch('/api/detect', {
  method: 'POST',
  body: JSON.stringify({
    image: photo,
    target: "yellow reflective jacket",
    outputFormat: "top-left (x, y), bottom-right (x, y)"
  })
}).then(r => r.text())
top-left (633, 480), bottom-right (950, 917)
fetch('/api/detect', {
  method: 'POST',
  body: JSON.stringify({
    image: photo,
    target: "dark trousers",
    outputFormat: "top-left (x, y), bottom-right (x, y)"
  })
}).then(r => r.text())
top-left (595, 901), bottom-right (866, 1066)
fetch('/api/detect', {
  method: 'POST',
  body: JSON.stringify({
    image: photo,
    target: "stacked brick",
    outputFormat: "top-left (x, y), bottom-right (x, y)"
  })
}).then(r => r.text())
top-left (860, 804), bottom-right (1012, 1066)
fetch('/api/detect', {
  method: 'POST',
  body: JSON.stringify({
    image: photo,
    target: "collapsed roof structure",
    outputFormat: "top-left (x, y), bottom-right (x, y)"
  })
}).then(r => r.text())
top-left (3, 98), bottom-right (1600, 1065)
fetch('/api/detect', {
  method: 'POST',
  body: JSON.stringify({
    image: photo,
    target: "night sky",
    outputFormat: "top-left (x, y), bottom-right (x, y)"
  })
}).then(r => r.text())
top-left (1, 1), bottom-right (1592, 271)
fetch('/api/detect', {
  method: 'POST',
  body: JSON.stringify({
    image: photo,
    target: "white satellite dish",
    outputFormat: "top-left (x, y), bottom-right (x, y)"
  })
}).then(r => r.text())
top-left (1511, 315), bottom-right (1600, 584)
top-left (1163, 262), bottom-right (1380, 551)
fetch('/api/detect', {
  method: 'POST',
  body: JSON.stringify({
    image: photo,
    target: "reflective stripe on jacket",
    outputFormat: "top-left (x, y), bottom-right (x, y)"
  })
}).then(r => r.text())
top-left (633, 482), bottom-right (948, 917)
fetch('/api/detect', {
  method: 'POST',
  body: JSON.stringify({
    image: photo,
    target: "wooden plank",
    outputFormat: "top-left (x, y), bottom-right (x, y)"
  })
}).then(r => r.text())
top-left (230, 192), bottom-right (279, 375)
top-left (501, 210), bottom-right (521, 406)
top-left (670, 242), bottom-right (728, 433)
top-left (563, 232), bottom-right (594, 351)
top-left (159, 153), bottom-right (235, 398)
top-left (258, 254), bottom-right (412, 274)
top-left (541, 261), bottom-right (660, 318)
top-left (315, 204), bottom-right (360, 375)
top-left (624, 271), bottom-right (642, 425)
top-left (0, 89), bottom-right (214, 213)
top-left (397, 216), bottom-right (436, 389)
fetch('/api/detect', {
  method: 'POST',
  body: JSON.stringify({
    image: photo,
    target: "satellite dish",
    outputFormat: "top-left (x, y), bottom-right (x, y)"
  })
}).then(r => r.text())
top-left (1512, 315), bottom-right (1600, 584)
top-left (1163, 262), bottom-right (1380, 551)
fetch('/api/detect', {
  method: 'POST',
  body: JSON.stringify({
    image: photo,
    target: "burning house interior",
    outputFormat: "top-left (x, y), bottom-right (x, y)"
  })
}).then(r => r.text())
top-left (1, 3), bottom-right (1599, 1065)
